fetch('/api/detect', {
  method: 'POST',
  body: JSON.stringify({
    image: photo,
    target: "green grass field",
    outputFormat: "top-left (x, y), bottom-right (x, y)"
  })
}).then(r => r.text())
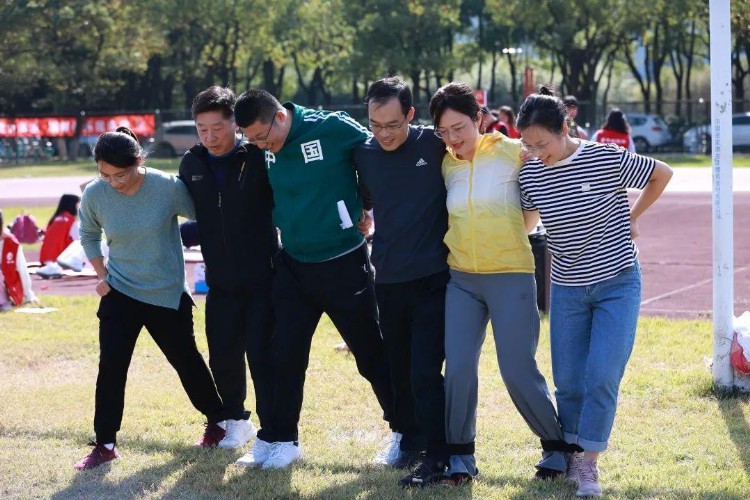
top-left (0, 158), bottom-right (179, 179)
top-left (1, 297), bottom-right (748, 499)
top-left (0, 154), bottom-right (748, 179)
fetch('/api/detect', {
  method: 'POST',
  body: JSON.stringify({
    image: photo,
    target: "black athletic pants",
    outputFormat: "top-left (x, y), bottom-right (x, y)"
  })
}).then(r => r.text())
top-left (205, 286), bottom-right (274, 425)
top-left (256, 245), bottom-right (394, 443)
top-left (94, 288), bottom-right (224, 444)
top-left (376, 270), bottom-right (449, 457)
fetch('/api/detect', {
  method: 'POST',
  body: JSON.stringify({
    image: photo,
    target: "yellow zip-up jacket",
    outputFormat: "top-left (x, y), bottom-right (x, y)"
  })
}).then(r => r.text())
top-left (442, 132), bottom-right (534, 274)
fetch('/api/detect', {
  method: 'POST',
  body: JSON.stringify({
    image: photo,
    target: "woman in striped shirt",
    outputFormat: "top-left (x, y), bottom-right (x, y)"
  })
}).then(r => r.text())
top-left (426, 82), bottom-right (575, 487)
top-left (516, 87), bottom-right (673, 497)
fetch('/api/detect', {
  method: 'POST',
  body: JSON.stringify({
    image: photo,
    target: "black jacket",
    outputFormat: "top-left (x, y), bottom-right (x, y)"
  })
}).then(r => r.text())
top-left (179, 141), bottom-right (279, 293)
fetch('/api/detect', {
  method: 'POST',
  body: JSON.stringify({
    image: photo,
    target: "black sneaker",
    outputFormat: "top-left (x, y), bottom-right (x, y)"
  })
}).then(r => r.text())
top-left (393, 450), bottom-right (424, 470)
top-left (533, 466), bottom-right (565, 481)
top-left (398, 458), bottom-right (446, 488)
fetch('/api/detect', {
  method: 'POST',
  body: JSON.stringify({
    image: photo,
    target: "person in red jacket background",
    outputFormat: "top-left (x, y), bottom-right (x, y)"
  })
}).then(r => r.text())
top-left (0, 209), bottom-right (38, 311)
top-left (39, 194), bottom-right (80, 264)
top-left (591, 109), bottom-right (636, 153)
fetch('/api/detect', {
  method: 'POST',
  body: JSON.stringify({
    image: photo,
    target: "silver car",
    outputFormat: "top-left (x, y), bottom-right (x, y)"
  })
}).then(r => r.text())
top-left (150, 120), bottom-right (198, 157)
top-left (626, 113), bottom-right (672, 153)
top-left (683, 112), bottom-right (750, 154)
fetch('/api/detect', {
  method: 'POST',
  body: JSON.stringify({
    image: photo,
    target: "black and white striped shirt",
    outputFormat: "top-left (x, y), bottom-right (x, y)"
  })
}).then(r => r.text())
top-left (519, 141), bottom-right (655, 286)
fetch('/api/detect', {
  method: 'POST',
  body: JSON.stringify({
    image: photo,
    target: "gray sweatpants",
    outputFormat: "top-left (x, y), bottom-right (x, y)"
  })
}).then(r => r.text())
top-left (444, 270), bottom-right (566, 472)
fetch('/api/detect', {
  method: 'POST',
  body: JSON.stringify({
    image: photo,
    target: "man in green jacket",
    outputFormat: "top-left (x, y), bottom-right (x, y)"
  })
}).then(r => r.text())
top-left (234, 89), bottom-right (394, 469)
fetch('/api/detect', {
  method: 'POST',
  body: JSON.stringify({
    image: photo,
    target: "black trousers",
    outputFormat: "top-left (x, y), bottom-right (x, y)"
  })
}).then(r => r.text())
top-left (376, 270), bottom-right (449, 456)
top-left (257, 245), bottom-right (393, 443)
top-left (205, 286), bottom-right (274, 425)
top-left (94, 288), bottom-right (224, 444)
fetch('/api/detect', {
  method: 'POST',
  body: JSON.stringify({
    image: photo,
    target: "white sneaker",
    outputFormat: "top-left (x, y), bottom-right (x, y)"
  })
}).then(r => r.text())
top-left (235, 438), bottom-right (272, 467)
top-left (261, 441), bottom-right (302, 469)
top-left (218, 419), bottom-right (256, 449)
top-left (373, 431), bottom-right (402, 466)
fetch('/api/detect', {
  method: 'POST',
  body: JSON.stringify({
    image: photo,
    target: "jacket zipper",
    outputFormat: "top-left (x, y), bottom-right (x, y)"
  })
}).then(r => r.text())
top-left (467, 158), bottom-right (478, 273)
top-left (218, 191), bottom-right (227, 248)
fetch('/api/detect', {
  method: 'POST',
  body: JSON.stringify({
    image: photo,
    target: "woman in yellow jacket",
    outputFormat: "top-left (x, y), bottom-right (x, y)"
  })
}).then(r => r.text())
top-left (428, 82), bottom-right (577, 486)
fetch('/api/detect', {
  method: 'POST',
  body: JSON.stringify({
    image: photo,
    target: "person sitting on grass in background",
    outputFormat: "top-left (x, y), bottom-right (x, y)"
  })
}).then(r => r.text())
top-left (74, 126), bottom-right (227, 471)
top-left (0, 209), bottom-right (38, 312)
top-left (516, 86), bottom-right (673, 497)
top-left (37, 194), bottom-right (81, 277)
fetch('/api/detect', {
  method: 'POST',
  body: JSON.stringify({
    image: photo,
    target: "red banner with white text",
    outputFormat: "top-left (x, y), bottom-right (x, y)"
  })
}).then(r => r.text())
top-left (0, 114), bottom-right (155, 138)
top-left (81, 114), bottom-right (155, 137)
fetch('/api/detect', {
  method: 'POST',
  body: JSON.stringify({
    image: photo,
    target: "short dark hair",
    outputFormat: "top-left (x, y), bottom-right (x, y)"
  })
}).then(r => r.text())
top-left (234, 89), bottom-right (282, 127)
top-left (365, 76), bottom-right (412, 115)
top-left (0, 209), bottom-right (3, 230)
top-left (563, 95), bottom-right (578, 107)
top-left (429, 82), bottom-right (480, 128)
top-left (94, 126), bottom-right (143, 169)
top-left (191, 86), bottom-right (236, 120)
top-left (516, 85), bottom-right (568, 135)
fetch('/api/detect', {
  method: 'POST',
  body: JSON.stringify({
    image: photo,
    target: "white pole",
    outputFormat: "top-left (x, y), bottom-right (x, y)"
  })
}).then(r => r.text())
top-left (710, 0), bottom-right (735, 390)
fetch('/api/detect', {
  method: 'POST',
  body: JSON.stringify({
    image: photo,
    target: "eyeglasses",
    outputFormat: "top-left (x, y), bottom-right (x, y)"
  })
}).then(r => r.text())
top-left (434, 122), bottom-right (471, 140)
top-left (245, 116), bottom-right (275, 145)
top-left (368, 116), bottom-right (407, 135)
top-left (98, 169), bottom-right (132, 184)
top-left (521, 137), bottom-right (561, 155)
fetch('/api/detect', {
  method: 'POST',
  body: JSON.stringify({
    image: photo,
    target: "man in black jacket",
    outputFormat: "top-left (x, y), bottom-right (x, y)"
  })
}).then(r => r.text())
top-left (179, 87), bottom-right (279, 463)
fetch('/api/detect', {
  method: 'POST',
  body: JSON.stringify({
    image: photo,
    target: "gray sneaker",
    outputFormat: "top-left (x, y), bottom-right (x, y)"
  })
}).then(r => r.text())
top-left (576, 460), bottom-right (602, 497)
top-left (566, 452), bottom-right (583, 485)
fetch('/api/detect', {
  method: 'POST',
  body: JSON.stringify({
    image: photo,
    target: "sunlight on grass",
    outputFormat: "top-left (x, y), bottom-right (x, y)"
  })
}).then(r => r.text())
top-left (1, 298), bottom-right (749, 498)
top-left (0, 158), bottom-right (179, 179)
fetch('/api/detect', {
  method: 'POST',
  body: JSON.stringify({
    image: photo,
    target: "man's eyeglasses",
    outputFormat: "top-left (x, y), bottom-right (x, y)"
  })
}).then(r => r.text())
top-left (245, 116), bottom-right (276, 145)
top-left (434, 122), bottom-right (470, 140)
top-left (368, 116), bottom-right (407, 135)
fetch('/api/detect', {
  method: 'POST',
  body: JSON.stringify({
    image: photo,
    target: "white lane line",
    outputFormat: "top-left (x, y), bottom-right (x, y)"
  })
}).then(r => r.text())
top-left (640, 266), bottom-right (749, 306)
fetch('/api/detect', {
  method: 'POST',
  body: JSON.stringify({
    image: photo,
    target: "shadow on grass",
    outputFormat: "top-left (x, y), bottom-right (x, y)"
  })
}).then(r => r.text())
top-left (718, 392), bottom-right (750, 479)
top-left (47, 432), bottom-right (238, 500)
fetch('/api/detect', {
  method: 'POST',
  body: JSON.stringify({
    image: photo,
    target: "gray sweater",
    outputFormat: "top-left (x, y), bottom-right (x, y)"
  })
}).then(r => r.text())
top-left (79, 168), bottom-right (196, 309)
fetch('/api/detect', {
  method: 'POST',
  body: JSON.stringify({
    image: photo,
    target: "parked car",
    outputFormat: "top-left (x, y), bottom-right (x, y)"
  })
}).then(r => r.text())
top-left (682, 112), bottom-right (750, 154)
top-left (626, 113), bottom-right (672, 153)
top-left (148, 120), bottom-right (198, 158)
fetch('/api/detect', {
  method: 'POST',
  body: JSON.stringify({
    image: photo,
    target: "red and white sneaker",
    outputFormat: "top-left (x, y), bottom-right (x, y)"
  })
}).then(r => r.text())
top-left (195, 422), bottom-right (226, 448)
top-left (74, 442), bottom-right (120, 470)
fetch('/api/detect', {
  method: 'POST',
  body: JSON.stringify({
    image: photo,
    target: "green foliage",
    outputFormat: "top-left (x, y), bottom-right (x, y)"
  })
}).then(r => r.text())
top-left (0, 0), bottom-right (730, 113)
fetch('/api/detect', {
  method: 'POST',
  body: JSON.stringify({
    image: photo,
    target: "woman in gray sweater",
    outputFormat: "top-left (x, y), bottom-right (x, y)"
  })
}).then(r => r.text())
top-left (74, 127), bottom-right (226, 470)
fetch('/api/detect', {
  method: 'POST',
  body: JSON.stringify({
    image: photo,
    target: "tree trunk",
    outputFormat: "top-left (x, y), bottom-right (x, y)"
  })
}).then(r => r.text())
top-left (476, 15), bottom-right (483, 90)
top-left (489, 49), bottom-right (498, 104)
top-left (506, 52), bottom-right (518, 107)
top-left (410, 70), bottom-right (421, 104)
top-left (352, 76), bottom-right (360, 104)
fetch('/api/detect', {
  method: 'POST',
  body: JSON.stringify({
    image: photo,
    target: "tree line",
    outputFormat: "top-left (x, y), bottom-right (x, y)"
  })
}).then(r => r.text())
top-left (1, 0), bottom-right (748, 122)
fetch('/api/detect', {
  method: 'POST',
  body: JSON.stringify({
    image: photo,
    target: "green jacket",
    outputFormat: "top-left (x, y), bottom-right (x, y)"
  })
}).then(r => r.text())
top-left (265, 102), bottom-right (370, 262)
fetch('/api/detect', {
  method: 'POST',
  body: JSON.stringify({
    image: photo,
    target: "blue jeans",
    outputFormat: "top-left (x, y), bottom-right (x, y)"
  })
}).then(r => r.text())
top-left (550, 262), bottom-right (641, 452)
